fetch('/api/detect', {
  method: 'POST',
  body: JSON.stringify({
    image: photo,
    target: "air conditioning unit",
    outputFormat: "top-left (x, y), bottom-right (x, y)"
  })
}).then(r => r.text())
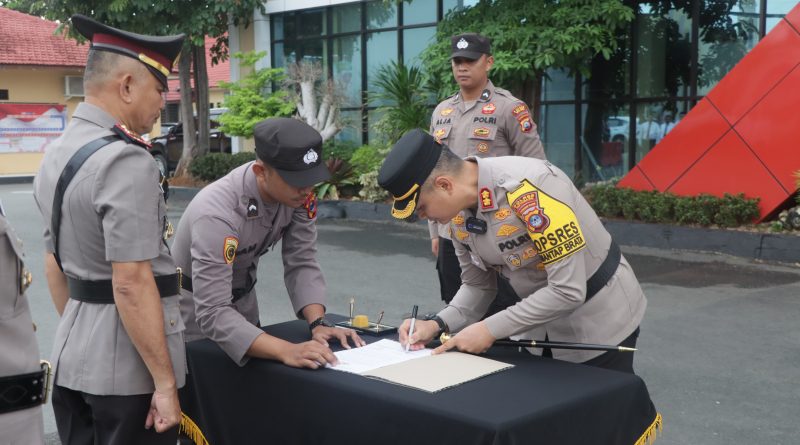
top-left (64, 76), bottom-right (85, 97)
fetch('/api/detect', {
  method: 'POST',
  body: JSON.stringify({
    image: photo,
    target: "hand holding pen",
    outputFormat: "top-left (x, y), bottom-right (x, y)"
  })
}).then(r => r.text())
top-left (404, 305), bottom-right (418, 352)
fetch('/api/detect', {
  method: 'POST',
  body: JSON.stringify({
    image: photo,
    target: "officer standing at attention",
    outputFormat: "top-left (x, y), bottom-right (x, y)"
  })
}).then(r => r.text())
top-left (33, 15), bottom-right (186, 444)
top-left (379, 130), bottom-right (647, 373)
top-left (172, 117), bottom-right (364, 369)
top-left (429, 33), bottom-right (546, 312)
top-left (0, 204), bottom-right (45, 443)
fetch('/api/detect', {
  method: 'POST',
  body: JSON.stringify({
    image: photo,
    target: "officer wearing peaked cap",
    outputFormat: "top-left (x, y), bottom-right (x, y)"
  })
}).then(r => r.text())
top-left (172, 117), bottom-right (364, 372)
top-left (33, 15), bottom-right (186, 444)
top-left (379, 130), bottom-right (648, 374)
top-left (0, 205), bottom-right (45, 444)
top-left (430, 32), bottom-right (546, 317)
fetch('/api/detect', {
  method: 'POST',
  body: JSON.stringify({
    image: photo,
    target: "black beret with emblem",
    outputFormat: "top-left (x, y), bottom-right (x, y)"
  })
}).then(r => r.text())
top-left (254, 117), bottom-right (330, 188)
top-left (450, 33), bottom-right (492, 60)
top-left (71, 14), bottom-right (185, 89)
top-left (378, 129), bottom-right (443, 220)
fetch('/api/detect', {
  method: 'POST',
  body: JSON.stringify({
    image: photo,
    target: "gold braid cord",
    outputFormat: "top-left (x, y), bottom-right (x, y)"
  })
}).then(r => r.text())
top-left (391, 198), bottom-right (416, 219)
top-left (634, 413), bottom-right (663, 445)
top-left (179, 412), bottom-right (210, 445)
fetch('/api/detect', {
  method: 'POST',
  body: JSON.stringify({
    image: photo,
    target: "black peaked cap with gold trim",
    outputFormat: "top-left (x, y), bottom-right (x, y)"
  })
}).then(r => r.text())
top-left (378, 129), bottom-right (443, 220)
top-left (71, 14), bottom-right (185, 89)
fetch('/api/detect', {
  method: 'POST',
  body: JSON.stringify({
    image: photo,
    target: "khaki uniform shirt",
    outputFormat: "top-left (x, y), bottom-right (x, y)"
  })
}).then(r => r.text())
top-left (429, 80), bottom-right (545, 240)
top-left (171, 162), bottom-right (327, 366)
top-left (438, 157), bottom-right (647, 363)
top-left (0, 211), bottom-right (44, 443)
top-left (33, 103), bottom-right (186, 396)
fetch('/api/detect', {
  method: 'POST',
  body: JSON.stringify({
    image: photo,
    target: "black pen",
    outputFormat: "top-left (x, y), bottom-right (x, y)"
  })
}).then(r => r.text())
top-left (405, 304), bottom-right (419, 352)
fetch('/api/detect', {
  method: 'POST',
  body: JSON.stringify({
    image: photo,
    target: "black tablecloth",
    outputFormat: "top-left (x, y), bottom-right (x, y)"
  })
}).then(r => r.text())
top-left (180, 318), bottom-right (661, 445)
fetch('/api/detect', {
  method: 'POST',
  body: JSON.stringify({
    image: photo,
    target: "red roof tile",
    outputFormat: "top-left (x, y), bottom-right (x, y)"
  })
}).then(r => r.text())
top-left (0, 7), bottom-right (88, 67)
top-left (165, 36), bottom-right (230, 102)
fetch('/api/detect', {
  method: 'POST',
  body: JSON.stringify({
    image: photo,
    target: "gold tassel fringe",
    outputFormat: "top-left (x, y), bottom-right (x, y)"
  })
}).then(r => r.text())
top-left (634, 412), bottom-right (663, 445)
top-left (179, 412), bottom-right (210, 445)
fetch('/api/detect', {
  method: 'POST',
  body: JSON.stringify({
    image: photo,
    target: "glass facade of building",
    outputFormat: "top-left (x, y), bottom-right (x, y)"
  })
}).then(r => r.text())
top-left (270, 0), bottom-right (788, 181)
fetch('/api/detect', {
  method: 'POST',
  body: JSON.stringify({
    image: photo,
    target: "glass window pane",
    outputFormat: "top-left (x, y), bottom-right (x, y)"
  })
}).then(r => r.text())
top-left (337, 110), bottom-right (363, 145)
top-left (539, 104), bottom-right (575, 178)
top-left (273, 14), bottom-right (285, 41)
top-left (404, 0), bottom-right (437, 25)
top-left (333, 3), bottom-right (361, 34)
top-left (333, 36), bottom-right (362, 108)
top-left (283, 12), bottom-right (296, 40)
top-left (636, 3), bottom-right (692, 98)
top-left (582, 34), bottom-right (631, 99)
top-left (298, 8), bottom-right (326, 37)
top-left (273, 42), bottom-right (285, 68)
top-left (299, 39), bottom-right (326, 67)
top-left (541, 68), bottom-right (574, 102)
top-left (697, 0), bottom-right (760, 95)
top-left (367, 0), bottom-right (397, 29)
top-left (367, 108), bottom-right (385, 143)
top-left (443, 0), bottom-right (479, 16)
top-left (634, 101), bottom-right (689, 161)
top-left (366, 31), bottom-right (398, 106)
top-left (581, 103), bottom-right (630, 182)
top-left (274, 41), bottom-right (297, 67)
top-left (403, 27), bottom-right (436, 66)
top-left (766, 0), bottom-right (796, 33)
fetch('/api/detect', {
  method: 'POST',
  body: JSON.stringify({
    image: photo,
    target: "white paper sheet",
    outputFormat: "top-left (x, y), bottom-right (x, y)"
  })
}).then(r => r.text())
top-left (329, 339), bottom-right (431, 374)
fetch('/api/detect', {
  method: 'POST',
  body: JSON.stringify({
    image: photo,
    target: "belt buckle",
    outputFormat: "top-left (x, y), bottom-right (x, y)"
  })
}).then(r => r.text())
top-left (176, 267), bottom-right (182, 290)
top-left (40, 360), bottom-right (52, 405)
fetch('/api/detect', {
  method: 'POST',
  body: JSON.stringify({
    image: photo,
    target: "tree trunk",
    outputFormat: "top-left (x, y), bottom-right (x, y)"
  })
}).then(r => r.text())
top-left (174, 44), bottom-right (196, 178)
top-left (194, 44), bottom-right (211, 158)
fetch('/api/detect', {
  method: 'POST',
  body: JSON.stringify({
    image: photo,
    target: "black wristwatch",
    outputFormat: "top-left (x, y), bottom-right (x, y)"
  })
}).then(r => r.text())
top-left (309, 317), bottom-right (334, 331)
top-left (424, 314), bottom-right (448, 337)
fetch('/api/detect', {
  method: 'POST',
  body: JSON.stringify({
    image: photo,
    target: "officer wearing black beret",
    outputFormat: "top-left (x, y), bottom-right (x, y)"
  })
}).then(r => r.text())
top-left (33, 15), bottom-right (186, 444)
top-left (380, 129), bottom-right (648, 374)
top-left (429, 32), bottom-right (546, 316)
top-left (172, 117), bottom-right (364, 374)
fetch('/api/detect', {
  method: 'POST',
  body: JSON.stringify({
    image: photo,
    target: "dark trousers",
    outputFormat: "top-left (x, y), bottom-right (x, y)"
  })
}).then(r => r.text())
top-left (52, 385), bottom-right (178, 445)
top-left (542, 327), bottom-right (640, 374)
top-left (436, 237), bottom-right (521, 318)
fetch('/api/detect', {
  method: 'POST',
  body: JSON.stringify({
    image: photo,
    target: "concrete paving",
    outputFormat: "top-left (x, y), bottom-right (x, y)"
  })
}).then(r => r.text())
top-left (2, 182), bottom-right (799, 445)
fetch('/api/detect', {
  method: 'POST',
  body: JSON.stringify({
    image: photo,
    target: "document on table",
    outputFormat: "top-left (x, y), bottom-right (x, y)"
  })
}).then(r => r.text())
top-left (329, 339), bottom-right (514, 392)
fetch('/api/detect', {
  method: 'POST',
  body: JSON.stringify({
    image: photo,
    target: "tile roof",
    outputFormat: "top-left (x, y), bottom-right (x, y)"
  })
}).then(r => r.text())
top-left (0, 7), bottom-right (88, 67)
top-left (165, 36), bottom-right (230, 101)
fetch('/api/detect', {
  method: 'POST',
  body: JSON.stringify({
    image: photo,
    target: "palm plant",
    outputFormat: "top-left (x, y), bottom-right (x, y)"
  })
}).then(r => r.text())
top-left (370, 61), bottom-right (433, 144)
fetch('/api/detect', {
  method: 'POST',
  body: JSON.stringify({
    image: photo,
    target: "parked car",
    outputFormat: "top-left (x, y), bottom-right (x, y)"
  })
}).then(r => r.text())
top-left (149, 109), bottom-right (230, 176)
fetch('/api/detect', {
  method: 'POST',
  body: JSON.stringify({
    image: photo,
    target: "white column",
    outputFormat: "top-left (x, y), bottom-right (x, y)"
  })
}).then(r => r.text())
top-left (228, 13), bottom-right (243, 154)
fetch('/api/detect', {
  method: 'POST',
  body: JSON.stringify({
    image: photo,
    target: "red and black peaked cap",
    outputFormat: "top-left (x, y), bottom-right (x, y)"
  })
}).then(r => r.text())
top-left (71, 14), bottom-right (185, 89)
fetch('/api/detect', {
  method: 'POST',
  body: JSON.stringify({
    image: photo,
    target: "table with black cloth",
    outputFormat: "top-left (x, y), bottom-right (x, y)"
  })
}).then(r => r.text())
top-left (179, 317), bottom-right (661, 445)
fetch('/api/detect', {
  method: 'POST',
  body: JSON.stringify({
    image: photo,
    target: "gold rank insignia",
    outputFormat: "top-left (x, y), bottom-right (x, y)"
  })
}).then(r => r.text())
top-left (480, 187), bottom-right (494, 209)
top-left (477, 142), bottom-right (489, 153)
top-left (496, 224), bottom-right (520, 237)
top-left (163, 220), bottom-right (174, 241)
top-left (441, 108), bottom-right (454, 116)
top-left (224, 236), bottom-right (238, 264)
top-left (482, 103), bottom-right (496, 114)
top-left (494, 208), bottom-right (511, 221)
top-left (451, 214), bottom-right (465, 225)
top-left (473, 127), bottom-right (490, 138)
top-left (20, 266), bottom-right (32, 294)
top-left (455, 229), bottom-right (470, 241)
top-left (434, 128), bottom-right (446, 142)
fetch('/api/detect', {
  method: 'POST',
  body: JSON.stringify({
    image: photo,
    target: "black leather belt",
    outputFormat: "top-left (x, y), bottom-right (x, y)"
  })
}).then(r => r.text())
top-left (585, 240), bottom-right (621, 302)
top-left (180, 276), bottom-right (254, 303)
top-left (68, 272), bottom-right (181, 304)
top-left (0, 368), bottom-right (47, 415)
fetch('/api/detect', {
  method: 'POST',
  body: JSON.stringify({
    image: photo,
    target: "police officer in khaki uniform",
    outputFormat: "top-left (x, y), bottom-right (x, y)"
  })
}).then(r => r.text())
top-left (33, 15), bottom-right (186, 444)
top-left (429, 33), bottom-right (546, 313)
top-left (172, 118), bottom-right (364, 369)
top-left (379, 130), bottom-right (647, 373)
top-left (0, 205), bottom-right (45, 443)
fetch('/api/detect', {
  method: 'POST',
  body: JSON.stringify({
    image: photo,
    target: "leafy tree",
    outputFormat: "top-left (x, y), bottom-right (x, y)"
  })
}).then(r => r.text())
top-left (23, 0), bottom-right (262, 175)
top-left (421, 0), bottom-right (635, 111)
top-left (216, 51), bottom-right (296, 138)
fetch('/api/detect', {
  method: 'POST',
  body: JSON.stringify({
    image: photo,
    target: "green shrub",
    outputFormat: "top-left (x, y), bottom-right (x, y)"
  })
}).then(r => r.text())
top-left (189, 152), bottom-right (256, 182)
top-left (357, 171), bottom-right (389, 203)
top-left (350, 144), bottom-right (389, 177)
top-left (323, 139), bottom-right (358, 163)
top-left (585, 185), bottom-right (760, 227)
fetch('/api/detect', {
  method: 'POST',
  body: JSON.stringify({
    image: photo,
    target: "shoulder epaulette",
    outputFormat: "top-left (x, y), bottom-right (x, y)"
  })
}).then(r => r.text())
top-left (111, 123), bottom-right (152, 149)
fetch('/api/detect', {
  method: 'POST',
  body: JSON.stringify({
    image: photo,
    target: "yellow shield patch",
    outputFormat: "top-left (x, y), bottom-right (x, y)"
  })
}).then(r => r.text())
top-left (224, 236), bottom-right (238, 264)
top-left (506, 179), bottom-right (585, 265)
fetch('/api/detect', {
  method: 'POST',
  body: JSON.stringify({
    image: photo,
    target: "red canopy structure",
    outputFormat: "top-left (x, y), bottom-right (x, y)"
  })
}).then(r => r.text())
top-left (618, 4), bottom-right (800, 222)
